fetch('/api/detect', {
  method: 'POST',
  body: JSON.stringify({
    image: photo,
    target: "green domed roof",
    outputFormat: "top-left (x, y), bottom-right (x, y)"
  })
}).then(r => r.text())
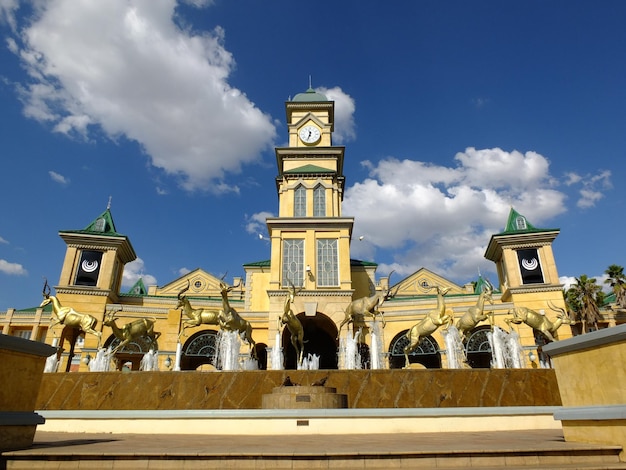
top-left (292, 87), bottom-right (328, 102)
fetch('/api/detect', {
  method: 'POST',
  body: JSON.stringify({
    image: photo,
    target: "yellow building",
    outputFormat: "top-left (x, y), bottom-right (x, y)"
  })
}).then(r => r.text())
top-left (1, 87), bottom-right (576, 371)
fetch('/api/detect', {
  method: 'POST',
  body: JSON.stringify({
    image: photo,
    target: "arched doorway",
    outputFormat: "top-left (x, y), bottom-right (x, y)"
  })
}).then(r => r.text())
top-left (282, 312), bottom-right (338, 369)
top-left (181, 330), bottom-right (268, 370)
top-left (388, 331), bottom-right (442, 369)
top-left (180, 329), bottom-right (218, 371)
top-left (465, 327), bottom-right (492, 368)
top-left (103, 333), bottom-right (159, 371)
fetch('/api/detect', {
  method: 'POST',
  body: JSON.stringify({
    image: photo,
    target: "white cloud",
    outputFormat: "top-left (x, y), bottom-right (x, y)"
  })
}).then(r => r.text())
top-left (122, 257), bottom-right (157, 289)
top-left (317, 86), bottom-right (356, 144)
top-left (576, 170), bottom-right (611, 209)
top-left (11, 0), bottom-right (276, 192)
top-left (344, 148), bottom-right (568, 282)
top-left (245, 211), bottom-right (274, 236)
top-left (48, 170), bottom-right (69, 185)
top-left (0, 236), bottom-right (8, 244)
top-left (0, 0), bottom-right (18, 31)
top-left (0, 259), bottom-right (27, 275)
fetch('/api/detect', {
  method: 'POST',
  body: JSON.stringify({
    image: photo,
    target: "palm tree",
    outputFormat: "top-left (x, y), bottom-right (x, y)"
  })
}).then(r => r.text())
top-left (566, 275), bottom-right (604, 334)
top-left (604, 264), bottom-right (626, 309)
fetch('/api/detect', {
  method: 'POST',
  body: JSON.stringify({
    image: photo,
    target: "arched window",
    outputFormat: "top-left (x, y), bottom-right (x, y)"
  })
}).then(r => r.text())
top-left (294, 185), bottom-right (306, 217)
top-left (313, 184), bottom-right (326, 217)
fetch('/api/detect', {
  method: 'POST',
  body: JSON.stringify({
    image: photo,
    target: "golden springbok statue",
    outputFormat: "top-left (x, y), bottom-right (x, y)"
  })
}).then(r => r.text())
top-left (456, 283), bottom-right (494, 338)
top-left (176, 280), bottom-right (221, 339)
top-left (278, 280), bottom-right (305, 365)
top-left (504, 302), bottom-right (571, 342)
top-left (218, 276), bottom-right (257, 358)
top-left (403, 285), bottom-right (453, 368)
top-left (103, 308), bottom-right (161, 355)
top-left (338, 272), bottom-right (399, 339)
top-left (39, 279), bottom-right (101, 341)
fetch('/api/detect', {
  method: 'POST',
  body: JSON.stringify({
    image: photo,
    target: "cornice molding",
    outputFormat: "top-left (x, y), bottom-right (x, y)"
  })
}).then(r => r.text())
top-left (267, 289), bottom-right (353, 298)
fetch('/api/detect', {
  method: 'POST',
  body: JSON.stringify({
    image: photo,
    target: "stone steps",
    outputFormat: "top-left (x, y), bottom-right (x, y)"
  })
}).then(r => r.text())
top-left (2, 429), bottom-right (626, 469)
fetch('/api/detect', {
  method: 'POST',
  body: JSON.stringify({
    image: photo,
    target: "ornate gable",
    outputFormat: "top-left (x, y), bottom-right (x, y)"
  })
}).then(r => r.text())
top-left (154, 269), bottom-right (235, 298)
top-left (393, 268), bottom-right (466, 297)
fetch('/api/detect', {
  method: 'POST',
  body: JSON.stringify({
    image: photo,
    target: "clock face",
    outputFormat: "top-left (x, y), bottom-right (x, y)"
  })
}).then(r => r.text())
top-left (299, 125), bottom-right (321, 144)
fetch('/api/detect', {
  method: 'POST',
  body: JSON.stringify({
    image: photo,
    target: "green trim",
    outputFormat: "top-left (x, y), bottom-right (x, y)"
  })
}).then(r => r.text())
top-left (243, 260), bottom-right (271, 268)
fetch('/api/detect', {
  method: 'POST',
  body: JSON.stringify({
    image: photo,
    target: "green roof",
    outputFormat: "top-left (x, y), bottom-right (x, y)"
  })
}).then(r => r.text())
top-left (243, 260), bottom-right (271, 268)
top-left (350, 259), bottom-right (378, 267)
top-left (292, 87), bottom-right (328, 102)
top-left (127, 278), bottom-right (147, 295)
top-left (498, 208), bottom-right (558, 235)
top-left (60, 207), bottom-right (125, 237)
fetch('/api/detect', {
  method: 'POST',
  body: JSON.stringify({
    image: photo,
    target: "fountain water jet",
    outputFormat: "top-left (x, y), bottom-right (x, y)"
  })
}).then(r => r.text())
top-left (89, 347), bottom-right (113, 372)
top-left (442, 325), bottom-right (467, 369)
top-left (140, 349), bottom-right (159, 371)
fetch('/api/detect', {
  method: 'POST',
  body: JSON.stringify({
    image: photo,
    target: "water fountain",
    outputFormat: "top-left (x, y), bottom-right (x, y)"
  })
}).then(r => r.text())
top-left (88, 347), bottom-right (113, 372)
top-left (442, 325), bottom-right (467, 369)
top-left (369, 320), bottom-right (384, 369)
top-left (139, 349), bottom-right (159, 371)
top-left (269, 331), bottom-right (284, 370)
top-left (488, 326), bottom-right (524, 369)
top-left (339, 328), bottom-right (362, 370)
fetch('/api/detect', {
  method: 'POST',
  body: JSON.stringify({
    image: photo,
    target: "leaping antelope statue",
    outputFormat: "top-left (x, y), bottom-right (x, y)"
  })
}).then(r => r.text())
top-left (218, 277), bottom-right (257, 358)
top-left (103, 308), bottom-right (161, 355)
top-left (403, 285), bottom-right (453, 368)
top-left (176, 280), bottom-right (221, 339)
top-left (39, 279), bottom-right (102, 341)
top-left (504, 301), bottom-right (571, 342)
top-left (456, 283), bottom-right (494, 338)
top-left (278, 280), bottom-right (305, 365)
top-left (338, 272), bottom-right (399, 339)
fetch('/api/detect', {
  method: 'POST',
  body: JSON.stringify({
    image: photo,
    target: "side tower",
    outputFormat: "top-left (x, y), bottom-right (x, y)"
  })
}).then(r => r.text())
top-left (484, 208), bottom-right (571, 339)
top-left (51, 205), bottom-right (137, 347)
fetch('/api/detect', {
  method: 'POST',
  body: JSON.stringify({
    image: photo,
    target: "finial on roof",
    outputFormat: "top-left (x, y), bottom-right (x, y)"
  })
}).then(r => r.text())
top-left (107, 196), bottom-right (112, 210)
top-left (309, 75), bottom-right (312, 89)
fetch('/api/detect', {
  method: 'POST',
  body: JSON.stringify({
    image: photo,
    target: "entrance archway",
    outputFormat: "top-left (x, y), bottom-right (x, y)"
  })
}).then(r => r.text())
top-left (180, 329), bottom-right (218, 371)
top-left (388, 331), bottom-right (442, 369)
top-left (282, 312), bottom-right (338, 369)
top-left (103, 333), bottom-right (159, 371)
top-left (465, 327), bottom-right (492, 368)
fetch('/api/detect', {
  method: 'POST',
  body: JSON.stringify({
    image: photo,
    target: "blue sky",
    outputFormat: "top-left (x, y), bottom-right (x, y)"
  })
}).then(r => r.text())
top-left (0, 0), bottom-right (624, 310)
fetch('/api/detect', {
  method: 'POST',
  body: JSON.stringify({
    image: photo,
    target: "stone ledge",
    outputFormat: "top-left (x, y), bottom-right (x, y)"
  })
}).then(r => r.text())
top-left (554, 405), bottom-right (626, 421)
top-left (543, 323), bottom-right (626, 357)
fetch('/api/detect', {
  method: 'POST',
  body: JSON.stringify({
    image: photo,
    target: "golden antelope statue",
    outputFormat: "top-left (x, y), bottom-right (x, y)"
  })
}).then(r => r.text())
top-left (504, 302), bottom-right (571, 342)
top-left (218, 277), bottom-right (257, 358)
top-left (338, 272), bottom-right (398, 339)
top-left (39, 279), bottom-right (101, 341)
top-left (103, 309), bottom-right (161, 355)
top-left (176, 280), bottom-right (221, 339)
top-left (403, 286), bottom-right (453, 368)
top-left (456, 284), bottom-right (494, 338)
top-left (278, 280), bottom-right (305, 365)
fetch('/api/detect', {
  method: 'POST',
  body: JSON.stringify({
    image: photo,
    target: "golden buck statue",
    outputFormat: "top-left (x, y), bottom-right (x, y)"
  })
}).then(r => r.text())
top-left (504, 302), bottom-right (571, 342)
top-left (278, 280), bottom-right (305, 365)
top-left (218, 277), bottom-right (257, 358)
top-left (39, 279), bottom-right (102, 341)
top-left (176, 280), bottom-right (221, 339)
top-left (403, 286), bottom-right (453, 368)
top-left (103, 308), bottom-right (161, 355)
top-left (456, 283), bottom-right (494, 338)
top-left (338, 271), bottom-right (398, 339)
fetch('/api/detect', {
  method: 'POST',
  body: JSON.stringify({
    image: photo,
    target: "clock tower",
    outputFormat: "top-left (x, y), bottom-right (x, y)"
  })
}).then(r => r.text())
top-left (261, 87), bottom-right (356, 363)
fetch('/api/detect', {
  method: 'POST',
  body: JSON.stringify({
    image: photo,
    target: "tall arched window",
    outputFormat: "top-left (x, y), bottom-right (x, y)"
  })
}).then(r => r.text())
top-left (313, 184), bottom-right (326, 217)
top-left (294, 185), bottom-right (306, 217)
